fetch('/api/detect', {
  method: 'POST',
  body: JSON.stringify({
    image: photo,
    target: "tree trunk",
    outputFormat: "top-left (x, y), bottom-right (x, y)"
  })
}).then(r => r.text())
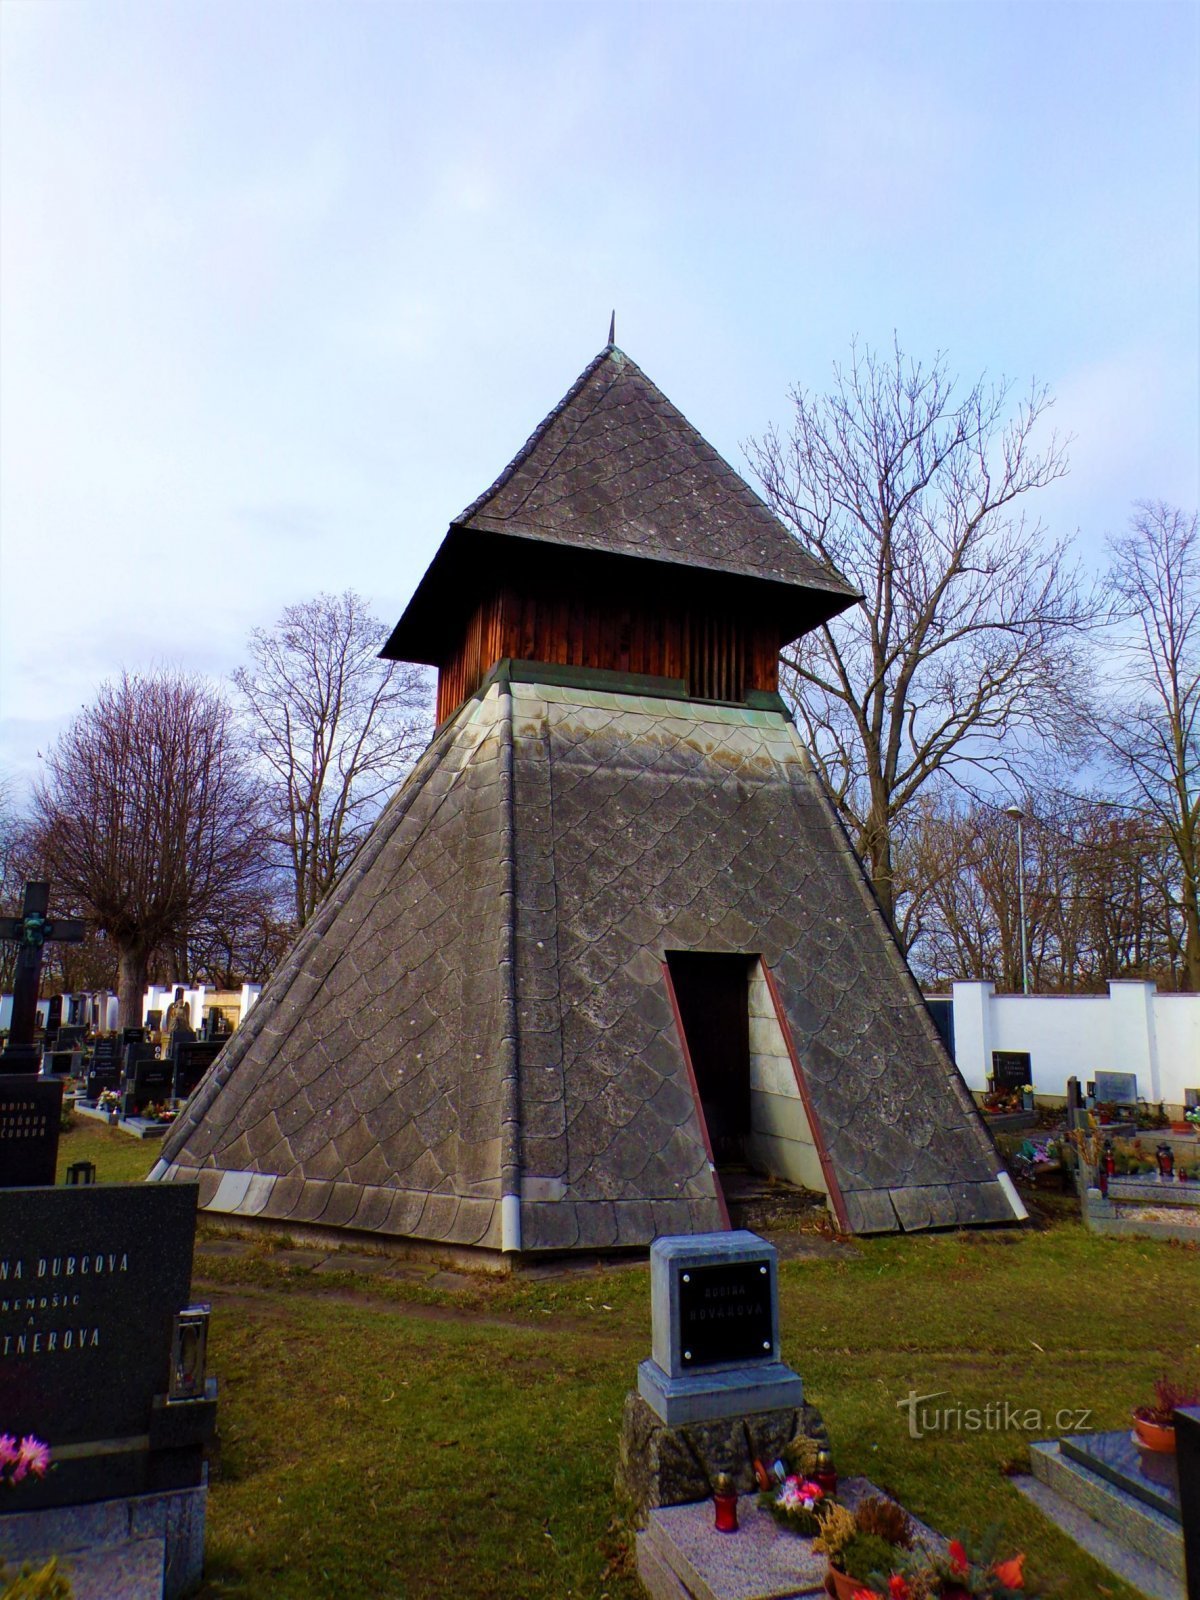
top-left (116, 942), bottom-right (150, 1030)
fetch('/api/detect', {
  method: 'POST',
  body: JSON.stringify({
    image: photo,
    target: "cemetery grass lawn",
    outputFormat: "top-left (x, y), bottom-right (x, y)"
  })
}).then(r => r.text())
top-left (55, 1115), bottom-right (165, 1184)
top-left (53, 1125), bottom-right (1198, 1598)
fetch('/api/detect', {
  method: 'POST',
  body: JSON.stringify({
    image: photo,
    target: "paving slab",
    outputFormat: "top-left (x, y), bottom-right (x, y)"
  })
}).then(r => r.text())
top-left (427, 1269), bottom-right (479, 1291)
top-left (644, 1494), bottom-right (826, 1600)
top-left (268, 1248), bottom-right (332, 1271)
top-left (1012, 1472), bottom-right (1183, 1600)
top-left (59, 1537), bottom-right (165, 1600)
top-left (195, 1238), bottom-right (251, 1258)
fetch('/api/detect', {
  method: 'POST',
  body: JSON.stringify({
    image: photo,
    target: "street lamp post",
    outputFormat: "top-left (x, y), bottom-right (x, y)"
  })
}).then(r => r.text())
top-left (1004, 803), bottom-right (1030, 995)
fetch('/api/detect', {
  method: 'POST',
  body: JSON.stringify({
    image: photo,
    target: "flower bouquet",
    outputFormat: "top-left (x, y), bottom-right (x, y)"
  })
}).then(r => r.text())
top-left (759, 1473), bottom-right (829, 1536)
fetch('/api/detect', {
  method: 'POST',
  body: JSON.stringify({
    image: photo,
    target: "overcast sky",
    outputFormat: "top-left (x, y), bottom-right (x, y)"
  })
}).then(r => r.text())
top-left (1, 0), bottom-right (1197, 796)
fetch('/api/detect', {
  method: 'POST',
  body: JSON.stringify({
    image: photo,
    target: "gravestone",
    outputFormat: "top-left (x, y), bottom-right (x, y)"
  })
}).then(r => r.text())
top-left (0, 882), bottom-right (84, 1184)
top-left (0, 1183), bottom-right (216, 1596)
top-left (1094, 1071), bottom-right (1138, 1109)
top-left (85, 1038), bottom-right (120, 1104)
top-left (123, 1055), bottom-right (174, 1119)
top-left (617, 1232), bottom-right (825, 1521)
top-left (990, 1051), bottom-right (1031, 1096)
top-left (1185, 1088), bottom-right (1199, 1112)
top-left (1177, 1406), bottom-right (1199, 1599)
top-left (0, 1082), bottom-right (65, 1187)
top-left (45, 995), bottom-right (63, 1035)
top-left (172, 1040), bottom-right (223, 1102)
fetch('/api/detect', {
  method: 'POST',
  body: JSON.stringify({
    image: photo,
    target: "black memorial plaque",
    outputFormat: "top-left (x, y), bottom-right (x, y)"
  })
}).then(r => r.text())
top-left (677, 1258), bottom-right (773, 1369)
top-left (0, 1183), bottom-right (204, 1510)
top-left (991, 1051), bottom-right (1031, 1094)
top-left (0, 1078), bottom-right (64, 1186)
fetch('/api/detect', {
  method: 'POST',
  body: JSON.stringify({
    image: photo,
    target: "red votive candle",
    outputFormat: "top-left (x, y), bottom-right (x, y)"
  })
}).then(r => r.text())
top-left (713, 1474), bottom-right (738, 1533)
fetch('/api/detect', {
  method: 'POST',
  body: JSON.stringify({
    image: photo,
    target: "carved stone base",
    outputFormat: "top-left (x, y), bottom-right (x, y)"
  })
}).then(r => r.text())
top-left (614, 1390), bottom-right (829, 1523)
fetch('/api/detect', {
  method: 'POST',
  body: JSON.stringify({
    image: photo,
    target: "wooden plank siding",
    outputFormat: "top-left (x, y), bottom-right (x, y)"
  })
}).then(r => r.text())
top-left (434, 582), bottom-right (782, 724)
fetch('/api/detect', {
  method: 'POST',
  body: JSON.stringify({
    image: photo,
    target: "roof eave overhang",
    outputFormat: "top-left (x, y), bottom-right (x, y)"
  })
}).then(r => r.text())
top-left (381, 525), bottom-right (861, 666)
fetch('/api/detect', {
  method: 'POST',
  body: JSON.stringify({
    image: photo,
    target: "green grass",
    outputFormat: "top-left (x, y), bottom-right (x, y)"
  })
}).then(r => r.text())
top-left (55, 1115), bottom-right (165, 1184)
top-left (51, 1126), bottom-right (1200, 1598)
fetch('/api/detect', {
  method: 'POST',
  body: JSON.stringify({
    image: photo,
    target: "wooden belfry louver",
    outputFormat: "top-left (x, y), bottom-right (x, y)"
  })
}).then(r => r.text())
top-left (154, 342), bottom-right (1022, 1253)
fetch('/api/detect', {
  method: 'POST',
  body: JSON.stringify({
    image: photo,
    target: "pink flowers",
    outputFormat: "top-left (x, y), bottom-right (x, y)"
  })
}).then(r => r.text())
top-left (0, 1434), bottom-right (51, 1484)
top-left (776, 1475), bottom-right (824, 1512)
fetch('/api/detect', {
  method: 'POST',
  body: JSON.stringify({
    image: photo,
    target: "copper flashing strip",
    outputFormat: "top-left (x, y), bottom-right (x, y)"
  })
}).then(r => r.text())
top-left (660, 959), bottom-right (732, 1231)
top-left (761, 962), bottom-right (850, 1233)
top-left (497, 679), bottom-right (522, 1251)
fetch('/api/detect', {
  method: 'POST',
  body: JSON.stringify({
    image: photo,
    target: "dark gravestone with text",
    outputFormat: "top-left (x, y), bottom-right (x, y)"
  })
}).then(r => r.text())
top-left (85, 1038), bottom-right (120, 1104)
top-left (0, 1183), bottom-right (212, 1511)
top-left (0, 1082), bottom-right (64, 1186)
top-left (173, 1040), bottom-right (223, 1102)
top-left (991, 1051), bottom-right (1031, 1095)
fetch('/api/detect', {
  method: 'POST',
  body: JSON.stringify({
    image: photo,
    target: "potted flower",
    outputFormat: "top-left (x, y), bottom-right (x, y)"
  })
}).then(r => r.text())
top-left (0, 1434), bottom-right (51, 1487)
top-left (1133, 1372), bottom-right (1200, 1454)
top-left (842, 1531), bottom-right (1034, 1598)
top-left (97, 1088), bottom-right (121, 1124)
top-left (813, 1496), bottom-right (914, 1598)
top-left (1020, 1084), bottom-right (1035, 1111)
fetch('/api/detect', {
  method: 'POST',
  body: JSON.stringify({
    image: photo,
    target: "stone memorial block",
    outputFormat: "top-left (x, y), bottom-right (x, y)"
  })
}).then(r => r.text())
top-left (0, 1079), bottom-right (63, 1187)
top-left (990, 1051), bottom-right (1031, 1095)
top-left (0, 1183), bottom-right (214, 1513)
top-left (172, 1040), bottom-right (222, 1102)
top-left (638, 1231), bottom-right (803, 1426)
top-left (1095, 1070), bottom-right (1138, 1108)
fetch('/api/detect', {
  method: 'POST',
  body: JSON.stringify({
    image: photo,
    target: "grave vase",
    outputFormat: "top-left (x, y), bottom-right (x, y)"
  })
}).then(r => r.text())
top-left (826, 1567), bottom-right (884, 1599)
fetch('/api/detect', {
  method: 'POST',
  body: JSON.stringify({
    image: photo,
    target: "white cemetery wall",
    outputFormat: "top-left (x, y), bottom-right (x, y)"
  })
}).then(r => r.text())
top-left (949, 980), bottom-right (1199, 1109)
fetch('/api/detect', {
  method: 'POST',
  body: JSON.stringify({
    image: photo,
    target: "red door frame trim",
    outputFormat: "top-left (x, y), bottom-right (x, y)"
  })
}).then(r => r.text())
top-left (761, 962), bottom-right (851, 1233)
top-left (661, 960), bottom-right (732, 1231)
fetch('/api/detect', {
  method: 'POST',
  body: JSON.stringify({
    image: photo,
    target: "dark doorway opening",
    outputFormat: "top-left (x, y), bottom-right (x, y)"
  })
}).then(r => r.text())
top-left (665, 952), bottom-right (754, 1166)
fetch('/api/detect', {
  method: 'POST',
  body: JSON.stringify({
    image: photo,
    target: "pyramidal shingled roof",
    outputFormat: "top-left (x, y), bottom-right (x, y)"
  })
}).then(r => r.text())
top-left (453, 343), bottom-right (856, 597)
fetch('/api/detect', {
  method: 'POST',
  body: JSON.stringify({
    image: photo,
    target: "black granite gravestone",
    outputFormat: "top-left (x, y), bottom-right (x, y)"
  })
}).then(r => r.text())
top-left (173, 1040), bottom-right (223, 1101)
top-left (1177, 1406), bottom-right (1199, 1599)
top-left (0, 1182), bottom-right (215, 1512)
top-left (123, 1056), bottom-right (174, 1118)
top-left (45, 996), bottom-right (63, 1035)
top-left (0, 883), bottom-right (84, 1183)
top-left (991, 1051), bottom-right (1031, 1095)
top-left (85, 1038), bottom-right (120, 1104)
top-left (0, 1082), bottom-right (64, 1186)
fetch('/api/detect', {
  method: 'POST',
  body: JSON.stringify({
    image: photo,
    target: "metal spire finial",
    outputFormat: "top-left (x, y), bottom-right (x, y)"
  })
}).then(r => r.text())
top-left (607, 310), bottom-right (616, 347)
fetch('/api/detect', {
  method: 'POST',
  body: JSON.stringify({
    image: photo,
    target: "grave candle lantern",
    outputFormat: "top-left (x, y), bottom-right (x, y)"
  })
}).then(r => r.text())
top-left (712, 1472), bottom-right (738, 1533)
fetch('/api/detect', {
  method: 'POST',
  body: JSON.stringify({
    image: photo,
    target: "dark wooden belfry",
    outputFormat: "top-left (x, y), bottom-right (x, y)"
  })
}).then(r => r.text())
top-left (382, 344), bottom-right (859, 724)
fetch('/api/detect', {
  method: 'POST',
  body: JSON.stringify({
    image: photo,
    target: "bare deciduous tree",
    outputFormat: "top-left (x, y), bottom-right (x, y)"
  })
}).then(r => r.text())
top-left (34, 672), bottom-right (266, 1025)
top-left (233, 590), bottom-right (431, 927)
top-left (1094, 502), bottom-right (1199, 989)
top-left (747, 339), bottom-right (1093, 938)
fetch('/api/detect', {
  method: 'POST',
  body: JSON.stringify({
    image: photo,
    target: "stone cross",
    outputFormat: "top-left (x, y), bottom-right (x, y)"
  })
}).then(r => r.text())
top-left (0, 881), bottom-right (85, 1071)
